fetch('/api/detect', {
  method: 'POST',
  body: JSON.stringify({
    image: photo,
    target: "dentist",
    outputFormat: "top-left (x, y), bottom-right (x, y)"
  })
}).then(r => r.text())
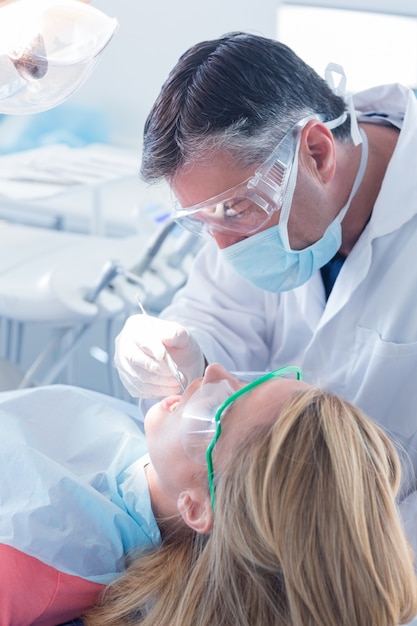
top-left (114, 32), bottom-right (417, 553)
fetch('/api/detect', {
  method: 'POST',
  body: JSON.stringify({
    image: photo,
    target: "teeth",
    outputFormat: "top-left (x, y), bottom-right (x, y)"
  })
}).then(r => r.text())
top-left (169, 401), bottom-right (179, 413)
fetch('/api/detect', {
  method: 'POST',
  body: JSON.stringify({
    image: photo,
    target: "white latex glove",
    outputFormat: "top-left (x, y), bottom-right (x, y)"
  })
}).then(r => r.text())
top-left (114, 314), bottom-right (206, 398)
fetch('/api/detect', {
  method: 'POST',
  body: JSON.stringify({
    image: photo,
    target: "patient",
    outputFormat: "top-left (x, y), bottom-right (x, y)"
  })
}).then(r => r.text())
top-left (1, 364), bottom-right (416, 626)
top-left (83, 367), bottom-right (417, 626)
top-left (0, 363), bottom-right (303, 625)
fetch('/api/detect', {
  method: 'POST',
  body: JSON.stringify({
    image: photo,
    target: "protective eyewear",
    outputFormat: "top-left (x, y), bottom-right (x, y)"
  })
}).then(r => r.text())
top-left (172, 117), bottom-right (316, 238)
top-left (0, 0), bottom-right (118, 114)
top-left (172, 111), bottom-right (348, 238)
top-left (180, 365), bottom-right (303, 508)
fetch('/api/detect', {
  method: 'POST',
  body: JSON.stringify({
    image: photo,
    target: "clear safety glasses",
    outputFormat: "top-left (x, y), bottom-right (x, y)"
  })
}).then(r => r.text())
top-left (180, 365), bottom-right (303, 508)
top-left (0, 0), bottom-right (118, 114)
top-left (172, 117), bottom-right (315, 238)
top-left (172, 111), bottom-right (348, 238)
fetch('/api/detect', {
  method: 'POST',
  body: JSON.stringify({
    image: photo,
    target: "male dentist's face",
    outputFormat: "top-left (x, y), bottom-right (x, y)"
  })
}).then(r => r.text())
top-left (171, 149), bottom-right (317, 252)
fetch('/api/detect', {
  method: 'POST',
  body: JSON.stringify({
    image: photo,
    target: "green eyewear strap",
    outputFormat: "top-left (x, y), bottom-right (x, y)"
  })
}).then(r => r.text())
top-left (205, 365), bottom-right (303, 509)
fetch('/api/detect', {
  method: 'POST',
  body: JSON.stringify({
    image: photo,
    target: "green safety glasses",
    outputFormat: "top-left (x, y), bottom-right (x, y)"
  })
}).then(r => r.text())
top-left (179, 366), bottom-right (303, 508)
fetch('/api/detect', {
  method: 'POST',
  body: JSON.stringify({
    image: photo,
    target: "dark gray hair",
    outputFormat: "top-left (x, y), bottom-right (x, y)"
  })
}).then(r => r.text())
top-left (141, 32), bottom-right (350, 182)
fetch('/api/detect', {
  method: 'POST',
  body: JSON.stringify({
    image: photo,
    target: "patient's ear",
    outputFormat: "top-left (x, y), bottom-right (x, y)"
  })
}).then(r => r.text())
top-left (177, 489), bottom-right (213, 534)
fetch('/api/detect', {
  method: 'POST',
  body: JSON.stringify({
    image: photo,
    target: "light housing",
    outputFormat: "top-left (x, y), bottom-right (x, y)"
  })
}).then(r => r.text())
top-left (0, 0), bottom-right (118, 114)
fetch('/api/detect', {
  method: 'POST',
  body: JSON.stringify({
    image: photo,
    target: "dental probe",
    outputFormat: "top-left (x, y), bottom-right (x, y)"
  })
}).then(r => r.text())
top-left (136, 296), bottom-right (187, 393)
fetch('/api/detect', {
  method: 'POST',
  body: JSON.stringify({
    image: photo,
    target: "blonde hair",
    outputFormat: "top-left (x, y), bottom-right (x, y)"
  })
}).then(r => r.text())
top-left (84, 389), bottom-right (417, 626)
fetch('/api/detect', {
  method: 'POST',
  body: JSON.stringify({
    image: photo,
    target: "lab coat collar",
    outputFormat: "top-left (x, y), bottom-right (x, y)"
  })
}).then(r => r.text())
top-left (353, 83), bottom-right (410, 127)
top-left (355, 83), bottom-right (417, 238)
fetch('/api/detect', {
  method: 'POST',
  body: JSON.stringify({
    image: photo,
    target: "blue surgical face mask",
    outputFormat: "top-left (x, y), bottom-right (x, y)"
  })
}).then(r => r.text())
top-left (221, 128), bottom-right (368, 292)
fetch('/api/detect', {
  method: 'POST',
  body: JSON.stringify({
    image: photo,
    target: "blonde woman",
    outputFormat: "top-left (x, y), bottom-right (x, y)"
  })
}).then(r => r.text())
top-left (84, 364), bottom-right (417, 626)
top-left (0, 363), bottom-right (304, 624)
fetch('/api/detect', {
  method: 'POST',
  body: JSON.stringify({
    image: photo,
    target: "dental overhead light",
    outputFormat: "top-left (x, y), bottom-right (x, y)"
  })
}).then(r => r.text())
top-left (0, 0), bottom-right (118, 114)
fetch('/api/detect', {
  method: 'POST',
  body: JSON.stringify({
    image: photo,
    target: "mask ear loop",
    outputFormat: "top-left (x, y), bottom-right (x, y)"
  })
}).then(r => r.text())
top-left (325, 62), bottom-right (362, 147)
top-left (278, 110), bottom-right (347, 252)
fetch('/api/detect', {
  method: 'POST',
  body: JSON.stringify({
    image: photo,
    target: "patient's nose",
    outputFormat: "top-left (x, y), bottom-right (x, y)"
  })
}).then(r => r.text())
top-left (202, 363), bottom-right (232, 385)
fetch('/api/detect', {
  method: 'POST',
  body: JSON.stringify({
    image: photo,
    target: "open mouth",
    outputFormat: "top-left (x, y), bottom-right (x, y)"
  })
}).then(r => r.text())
top-left (160, 395), bottom-right (182, 414)
top-left (169, 400), bottom-right (180, 412)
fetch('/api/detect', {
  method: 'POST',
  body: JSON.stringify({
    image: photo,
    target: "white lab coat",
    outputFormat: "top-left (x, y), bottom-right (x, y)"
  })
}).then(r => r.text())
top-left (161, 83), bottom-right (417, 552)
